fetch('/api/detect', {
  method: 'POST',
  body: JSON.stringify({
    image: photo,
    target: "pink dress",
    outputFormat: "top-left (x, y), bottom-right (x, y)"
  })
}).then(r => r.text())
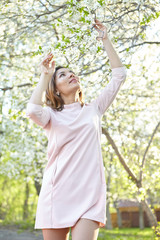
top-left (26, 66), bottom-right (126, 229)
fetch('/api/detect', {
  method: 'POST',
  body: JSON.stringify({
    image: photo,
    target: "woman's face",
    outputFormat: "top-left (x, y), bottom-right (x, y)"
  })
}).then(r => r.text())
top-left (55, 68), bottom-right (80, 96)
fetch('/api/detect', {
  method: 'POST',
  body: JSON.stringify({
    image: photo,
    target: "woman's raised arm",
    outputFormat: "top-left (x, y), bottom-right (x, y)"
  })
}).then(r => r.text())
top-left (93, 19), bottom-right (123, 69)
top-left (26, 53), bottom-right (55, 128)
top-left (29, 52), bottom-right (55, 105)
top-left (91, 20), bottom-right (126, 115)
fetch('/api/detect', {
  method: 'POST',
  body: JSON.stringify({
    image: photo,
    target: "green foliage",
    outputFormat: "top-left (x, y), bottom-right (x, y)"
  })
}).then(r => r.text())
top-left (153, 222), bottom-right (160, 240)
top-left (97, 46), bottom-right (102, 53)
top-left (140, 12), bottom-right (160, 25)
top-left (62, 34), bottom-right (71, 43)
top-left (125, 63), bottom-right (131, 69)
top-left (1, 219), bottom-right (34, 230)
top-left (0, 0), bottom-right (160, 226)
top-left (98, 228), bottom-right (154, 240)
top-left (0, 176), bottom-right (38, 223)
top-left (97, 0), bottom-right (105, 6)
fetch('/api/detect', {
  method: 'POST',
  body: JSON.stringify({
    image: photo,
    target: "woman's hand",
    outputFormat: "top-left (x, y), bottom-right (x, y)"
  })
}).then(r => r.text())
top-left (93, 19), bottom-right (108, 41)
top-left (39, 52), bottom-right (55, 75)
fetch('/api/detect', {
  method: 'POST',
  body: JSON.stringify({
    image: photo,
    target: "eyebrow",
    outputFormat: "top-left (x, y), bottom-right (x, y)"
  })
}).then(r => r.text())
top-left (58, 70), bottom-right (75, 76)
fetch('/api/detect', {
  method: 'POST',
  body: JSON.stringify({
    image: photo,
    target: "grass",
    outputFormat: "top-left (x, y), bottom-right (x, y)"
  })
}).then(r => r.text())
top-left (0, 220), bottom-right (157, 240)
top-left (97, 228), bottom-right (155, 240)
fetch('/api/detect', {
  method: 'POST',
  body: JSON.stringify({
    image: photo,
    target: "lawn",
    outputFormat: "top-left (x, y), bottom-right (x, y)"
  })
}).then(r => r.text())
top-left (97, 228), bottom-right (155, 240)
top-left (0, 221), bottom-right (157, 240)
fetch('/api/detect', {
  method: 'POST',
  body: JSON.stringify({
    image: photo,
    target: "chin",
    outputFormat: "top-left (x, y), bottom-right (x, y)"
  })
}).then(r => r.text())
top-left (72, 83), bottom-right (80, 90)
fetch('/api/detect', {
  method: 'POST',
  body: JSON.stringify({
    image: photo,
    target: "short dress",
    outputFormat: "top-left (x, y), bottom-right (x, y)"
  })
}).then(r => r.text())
top-left (26, 66), bottom-right (126, 229)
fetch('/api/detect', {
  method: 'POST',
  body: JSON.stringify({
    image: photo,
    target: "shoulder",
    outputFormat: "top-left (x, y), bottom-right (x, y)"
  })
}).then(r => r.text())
top-left (82, 101), bottom-right (101, 116)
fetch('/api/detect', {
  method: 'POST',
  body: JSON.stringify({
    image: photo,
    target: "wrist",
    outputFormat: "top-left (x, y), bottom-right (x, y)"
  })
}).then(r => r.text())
top-left (40, 72), bottom-right (53, 81)
top-left (102, 36), bottom-right (110, 43)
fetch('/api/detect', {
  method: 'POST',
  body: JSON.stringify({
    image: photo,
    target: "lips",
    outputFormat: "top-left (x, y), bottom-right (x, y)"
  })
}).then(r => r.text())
top-left (69, 79), bottom-right (78, 84)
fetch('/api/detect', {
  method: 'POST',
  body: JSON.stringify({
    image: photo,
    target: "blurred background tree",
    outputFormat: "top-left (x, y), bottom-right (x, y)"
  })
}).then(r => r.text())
top-left (0, 0), bottom-right (160, 228)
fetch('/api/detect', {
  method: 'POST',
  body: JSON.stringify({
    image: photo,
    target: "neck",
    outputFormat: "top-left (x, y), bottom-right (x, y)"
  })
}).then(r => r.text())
top-left (64, 100), bottom-right (78, 105)
top-left (61, 94), bottom-right (78, 105)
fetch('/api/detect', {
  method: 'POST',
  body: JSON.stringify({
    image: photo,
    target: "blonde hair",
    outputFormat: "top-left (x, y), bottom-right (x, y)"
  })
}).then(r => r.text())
top-left (45, 66), bottom-right (84, 111)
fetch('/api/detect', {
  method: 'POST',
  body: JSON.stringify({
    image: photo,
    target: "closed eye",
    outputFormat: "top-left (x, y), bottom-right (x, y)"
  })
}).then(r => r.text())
top-left (60, 73), bottom-right (65, 77)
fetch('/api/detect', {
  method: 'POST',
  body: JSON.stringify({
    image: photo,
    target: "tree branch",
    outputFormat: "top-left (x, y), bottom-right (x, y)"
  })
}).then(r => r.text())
top-left (120, 41), bottom-right (160, 53)
top-left (0, 83), bottom-right (32, 92)
top-left (102, 127), bottom-right (139, 186)
top-left (139, 121), bottom-right (160, 182)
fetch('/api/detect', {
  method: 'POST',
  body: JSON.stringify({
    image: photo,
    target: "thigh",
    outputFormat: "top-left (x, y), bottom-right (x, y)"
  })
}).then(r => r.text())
top-left (71, 218), bottom-right (99, 240)
top-left (42, 227), bottom-right (70, 240)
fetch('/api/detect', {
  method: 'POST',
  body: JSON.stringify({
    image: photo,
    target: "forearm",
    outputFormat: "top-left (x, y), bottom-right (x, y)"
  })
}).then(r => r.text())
top-left (29, 73), bottom-right (52, 105)
top-left (102, 38), bottom-right (123, 69)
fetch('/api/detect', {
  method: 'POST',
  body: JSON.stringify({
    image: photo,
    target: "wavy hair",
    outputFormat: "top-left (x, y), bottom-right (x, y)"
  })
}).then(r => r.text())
top-left (45, 66), bottom-right (84, 111)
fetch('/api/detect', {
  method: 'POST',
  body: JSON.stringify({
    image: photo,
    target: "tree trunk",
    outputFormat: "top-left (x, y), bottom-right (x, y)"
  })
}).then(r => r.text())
top-left (141, 199), bottom-right (157, 227)
top-left (139, 201), bottom-right (144, 229)
top-left (106, 200), bottom-right (113, 229)
top-left (102, 128), bottom-right (158, 227)
top-left (23, 181), bottom-right (29, 220)
top-left (34, 178), bottom-right (41, 196)
top-left (34, 156), bottom-right (43, 196)
top-left (113, 201), bottom-right (122, 228)
top-left (114, 203), bottom-right (122, 228)
top-left (117, 207), bottom-right (122, 228)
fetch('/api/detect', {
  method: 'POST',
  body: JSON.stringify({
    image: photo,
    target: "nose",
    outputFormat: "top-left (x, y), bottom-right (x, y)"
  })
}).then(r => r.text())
top-left (69, 72), bottom-right (75, 78)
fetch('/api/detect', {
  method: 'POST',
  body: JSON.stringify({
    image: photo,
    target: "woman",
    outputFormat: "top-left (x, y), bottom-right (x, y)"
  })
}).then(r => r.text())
top-left (26, 19), bottom-right (126, 240)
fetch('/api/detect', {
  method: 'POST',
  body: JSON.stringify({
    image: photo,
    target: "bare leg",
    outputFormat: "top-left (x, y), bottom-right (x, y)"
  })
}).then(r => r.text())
top-left (71, 218), bottom-right (99, 240)
top-left (42, 227), bottom-right (70, 240)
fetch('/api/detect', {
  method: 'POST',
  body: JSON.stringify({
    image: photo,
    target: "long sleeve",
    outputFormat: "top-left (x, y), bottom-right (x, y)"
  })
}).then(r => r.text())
top-left (92, 66), bottom-right (126, 115)
top-left (26, 103), bottom-right (51, 128)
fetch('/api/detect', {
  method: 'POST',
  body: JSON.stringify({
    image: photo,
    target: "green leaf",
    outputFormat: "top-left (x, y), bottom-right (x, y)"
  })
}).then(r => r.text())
top-left (83, 10), bottom-right (89, 16)
top-left (125, 64), bottom-right (131, 69)
top-left (97, 46), bottom-right (102, 53)
top-left (57, 18), bottom-right (62, 23)
top-left (79, 17), bottom-right (85, 22)
top-left (62, 34), bottom-right (65, 41)
top-left (55, 42), bottom-right (61, 49)
top-left (97, 0), bottom-right (105, 6)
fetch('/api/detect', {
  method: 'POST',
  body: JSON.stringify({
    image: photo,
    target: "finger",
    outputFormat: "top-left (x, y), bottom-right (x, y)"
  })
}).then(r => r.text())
top-left (95, 22), bottom-right (104, 28)
top-left (42, 59), bottom-right (49, 66)
top-left (40, 57), bottom-right (49, 65)
top-left (46, 53), bottom-right (53, 60)
top-left (92, 24), bottom-right (100, 31)
top-left (96, 36), bottom-right (101, 41)
top-left (48, 53), bottom-right (53, 59)
top-left (39, 52), bottom-right (53, 67)
top-left (51, 60), bottom-right (55, 69)
top-left (42, 55), bottom-right (53, 65)
top-left (94, 26), bottom-right (104, 34)
top-left (47, 51), bottom-right (52, 55)
top-left (47, 51), bottom-right (53, 56)
top-left (95, 19), bottom-right (102, 24)
top-left (42, 53), bottom-right (53, 62)
top-left (95, 19), bottom-right (104, 27)
top-left (38, 59), bottom-right (48, 67)
top-left (47, 55), bottom-right (54, 62)
top-left (93, 23), bottom-right (104, 31)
